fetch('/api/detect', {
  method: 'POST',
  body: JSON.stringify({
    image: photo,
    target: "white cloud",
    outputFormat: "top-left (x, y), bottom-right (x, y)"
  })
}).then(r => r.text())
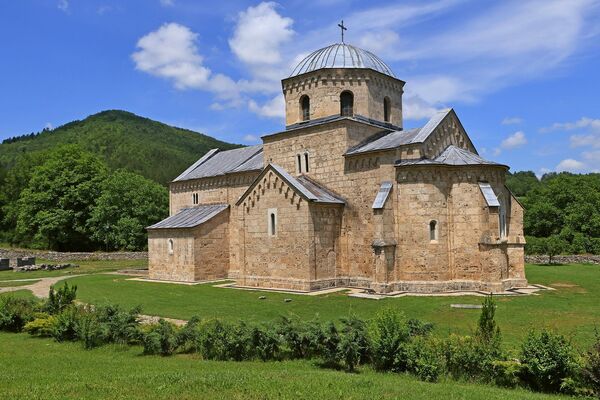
top-left (541, 117), bottom-right (600, 133)
top-left (501, 131), bottom-right (527, 149)
top-left (402, 95), bottom-right (442, 120)
top-left (243, 134), bottom-right (259, 143)
top-left (502, 117), bottom-right (522, 125)
top-left (229, 2), bottom-right (294, 66)
top-left (248, 94), bottom-right (285, 118)
top-left (44, 122), bottom-right (53, 130)
top-left (160, 0), bottom-right (175, 6)
top-left (556, 158), bottom-right (585, 172)
top-left (58, 0), bottom-right (69, 12)
top-left (132, 23), bottom-right (211, 90)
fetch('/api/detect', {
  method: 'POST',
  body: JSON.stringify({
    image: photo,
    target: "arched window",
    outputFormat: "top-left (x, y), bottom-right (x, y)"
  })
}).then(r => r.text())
top-left (340, 91), bottom-right (354, 116)
top-left (168, 239), bottom-right (174, 255)
top-left (300, 95), bottom-right (310, 121)
top-left (429, 220), bottom-right (437, 241)
top-left (383, 97), bottom-right (391, 122)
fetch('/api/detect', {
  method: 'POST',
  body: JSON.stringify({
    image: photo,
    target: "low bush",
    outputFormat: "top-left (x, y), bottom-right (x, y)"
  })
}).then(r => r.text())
top-left (404, 337), bottom-right (445, 382)
top-left (276, 316), bottom-right (323, 359)
top-left (45, 282), bottom-right (77, 315)
top-left (24, 314), bottom-right (56, 337)
top-left (338, 316), bottom-right (370, 372)
top-left (368, 307), bottom-right (410, 372)
top-left (76, 311), bottom-right (104, 349)
top-left (520, 329), bottom-right (577, 393)
top-left (490, 360), bottom-right (522, 388)
top-left (143, 319), bottom-right (178, 356)
top-left (198, 319), bottom-right (235, 361)
top-left (318, 321), bottom-right (340, 367)
top-left (0, 296), bottom-right (39, 332)
top-left (176, 316), bottom-right (202, 353)
top-left (251, 324), bottom-right (283, 361)
top-left (52, 306), bottom-right (83, 342)
top-left (443, 334), bottom-right (501, 382)
top-left (582, 330), bottom-right (600, 397)
top-left (95, 303), bottom-right (142, 345)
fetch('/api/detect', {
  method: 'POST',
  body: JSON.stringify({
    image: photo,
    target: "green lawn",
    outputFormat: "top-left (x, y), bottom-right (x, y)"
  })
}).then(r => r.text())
top-left (0, 258), bottom-right (147, 280)
top-left (0, 279), bottom-right (40, 287)
top-left (0, 333), bottom-right (565, 400)
top-left (64, 263), bottom-right (600, 350)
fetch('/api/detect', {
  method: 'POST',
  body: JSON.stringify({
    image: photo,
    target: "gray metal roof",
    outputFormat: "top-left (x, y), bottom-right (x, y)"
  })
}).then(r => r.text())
top-left (147, 204), bottom-right (229, 229)
top-left (435, 145), bottom-right (500, 166)
top-left (396, 145), bottom-right (505, 168)
top-left (345, 109), bottom-right (452, 156)
top-left (237, 164), bottom-right (345, 205)
top-left (290, 43), bottom-right (395, 78)
top-left (173, 145), bottom-right (263, 182)
top-left (478, 182), bottom-right (500, 207)
top-left (296, 175), bottom-right (345, 204)
top-left (269, 114), bottom-right (399, 137)
top-left (372, 181), bottom-right (393, 209)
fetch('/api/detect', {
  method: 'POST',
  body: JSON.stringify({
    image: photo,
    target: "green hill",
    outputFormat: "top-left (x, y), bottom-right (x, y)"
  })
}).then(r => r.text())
top-left (0, 110), bottom-right (240, 185)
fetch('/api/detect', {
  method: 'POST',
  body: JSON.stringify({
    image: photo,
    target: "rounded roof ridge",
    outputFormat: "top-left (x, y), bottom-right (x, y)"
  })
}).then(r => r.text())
top-left (290, 43), bottom-right (395, 78)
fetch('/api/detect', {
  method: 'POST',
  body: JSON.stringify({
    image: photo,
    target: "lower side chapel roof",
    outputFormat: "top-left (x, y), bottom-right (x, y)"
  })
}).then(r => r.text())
top-left (147, 204), bottom-right (229, 229)
top-left (395, 145), bottom-right (506, 168)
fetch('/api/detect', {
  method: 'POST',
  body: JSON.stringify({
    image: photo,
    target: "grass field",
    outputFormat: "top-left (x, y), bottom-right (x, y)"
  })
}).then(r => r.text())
top-left (0, 333), bottom-right (566, 400)
top-left (0, 259), bottom-right (147, 280)
top-left (51, 263), bottom-right (600, 350)
top-left (0, 279), bottom-right (40, 287)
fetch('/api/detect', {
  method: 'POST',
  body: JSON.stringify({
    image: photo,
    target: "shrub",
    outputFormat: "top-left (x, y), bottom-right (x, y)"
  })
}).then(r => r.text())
top-left (45, 282), bottom-right (77, 315)
top-left (176, 316), bottom-right (202, 353)
top-left (276, 316), bottom-right (323, 359)
top-left (0, 296), bottom-right (38, 332)
top-left (491, 360), bottom-right (522, 388)
top-left (95, 304), bottom-right (142, 344)
top-left (368, 307), bottom-right (410, 372)
top-left (76, 311), bottom-right (105, 349)
top-left (319, 321), bottom-right (340, 367)
top-left (443, 334), bottom-right (499, 381)
top-left (229, 321), bottom-right (253, 361)
top-left (142, 319), bottom-right (179, 356)
top-left (251, 324), bottom-right (283, 361)
top-left (407, 318), bottom-right (434, 337)
top-left (475, 294), bottom-right (502, 357)
top-left (338, 316), bottom-right (370, 372)
top-left (520, 329), bottom-right (577, 392)
top-left (582, 330), bottom-right (600, 397)
top-left (24, 314), bottom-right (56, 337)
top-left (404, 337), bottom-right (445, 382)
top-left (198, 319), bottom-right (234, 360)
top-left (52, 306), bottom-right (83, 342)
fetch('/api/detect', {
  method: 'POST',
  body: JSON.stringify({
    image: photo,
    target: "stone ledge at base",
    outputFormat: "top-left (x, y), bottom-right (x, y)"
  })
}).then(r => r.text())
top-left (229, 275), bottom-right (528, 294)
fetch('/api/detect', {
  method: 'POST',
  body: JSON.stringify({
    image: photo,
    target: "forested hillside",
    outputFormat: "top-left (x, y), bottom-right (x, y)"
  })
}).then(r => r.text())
top-left (506, 171), bottom-right (600, 255)
top-left (0, 110), bottom-right (240, 185)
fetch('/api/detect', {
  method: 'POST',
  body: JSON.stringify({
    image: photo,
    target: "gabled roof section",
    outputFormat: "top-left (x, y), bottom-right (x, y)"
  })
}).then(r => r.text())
top-left (396, 145), bottom-right (507, 168)
top-left (173, 145), bottom-right (263, 182)
top-left (345, 109), bottom-right (452, 156)
top-left (147, 204), bottom-right (229, 230)
top-left (236, 164), bottom-right (345, 206)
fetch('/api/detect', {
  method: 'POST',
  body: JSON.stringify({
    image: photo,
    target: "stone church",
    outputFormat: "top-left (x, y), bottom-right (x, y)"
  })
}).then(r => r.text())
top-left (147, 41), bottom-right (527, 293)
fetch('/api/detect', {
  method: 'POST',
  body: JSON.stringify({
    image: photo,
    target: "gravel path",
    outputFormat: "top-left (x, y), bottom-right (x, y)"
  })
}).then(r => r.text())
top-left (0, 275), bottom-right (85, 297)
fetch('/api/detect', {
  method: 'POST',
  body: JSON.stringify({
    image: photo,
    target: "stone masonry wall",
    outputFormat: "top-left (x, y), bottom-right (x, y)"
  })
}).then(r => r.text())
top-left (148, 228), bottom-right (196, 282)
top-left (282, 68), bottom-right (404, 127)
top-left (238, 170), bottom-right (314, 290)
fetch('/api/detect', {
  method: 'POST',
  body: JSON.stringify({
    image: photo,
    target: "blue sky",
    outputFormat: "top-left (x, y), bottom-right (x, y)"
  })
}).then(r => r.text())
top-left (1, 0), bottom-right (600, 175)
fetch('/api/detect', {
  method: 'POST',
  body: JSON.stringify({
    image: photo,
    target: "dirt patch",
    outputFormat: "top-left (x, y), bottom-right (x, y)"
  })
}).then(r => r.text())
top-left (549, 282), bottom-right (587, 293)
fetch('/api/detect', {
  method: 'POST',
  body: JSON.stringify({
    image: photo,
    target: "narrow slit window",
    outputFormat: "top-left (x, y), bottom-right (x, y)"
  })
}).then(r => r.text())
top-left (304, 152), bottom-right (309, 173)
top-left (268, 210), bottom-right (277, 236)
top-left (168, 239), bottom-right (174, 255)
top-left (429, 220), bottom-right (437, 241)
top-left (297, 154), bottom-right (302, 173)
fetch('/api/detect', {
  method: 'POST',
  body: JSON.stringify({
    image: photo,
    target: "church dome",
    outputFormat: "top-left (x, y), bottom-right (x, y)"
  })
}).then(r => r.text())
top-left (290, 43), bottom-right (395, 78)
